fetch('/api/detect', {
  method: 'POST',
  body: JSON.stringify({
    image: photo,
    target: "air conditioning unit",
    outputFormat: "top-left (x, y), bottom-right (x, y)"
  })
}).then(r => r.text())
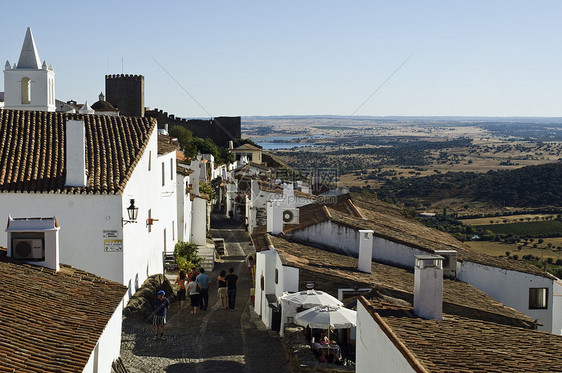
top-left (282, 208), bottom-right (299, 224)
top-left (435, 250), bottom-right (457, 278)
top-left (12, 239), bottom-right (44, 260)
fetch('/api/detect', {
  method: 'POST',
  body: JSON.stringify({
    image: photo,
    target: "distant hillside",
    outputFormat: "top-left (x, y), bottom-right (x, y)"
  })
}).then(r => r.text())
top-left (376, 163), bottom-right (562, 208)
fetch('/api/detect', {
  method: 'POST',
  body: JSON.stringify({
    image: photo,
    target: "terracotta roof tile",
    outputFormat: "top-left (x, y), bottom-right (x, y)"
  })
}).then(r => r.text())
top-left (233, 143), bottom-right (262, 151)
top-left (262, 234), bottom-right (536, 329)
top-left (0, 109), bottom-right (155, 194)
top-left (0, 256), bottom-right (127, 371)
top-left (361, 297), bottom-right (562, 372)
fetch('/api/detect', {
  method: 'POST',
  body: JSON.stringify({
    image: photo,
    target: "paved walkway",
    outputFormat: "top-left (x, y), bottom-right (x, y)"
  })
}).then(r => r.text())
top-left (120, 214), bottom-right (292, 372)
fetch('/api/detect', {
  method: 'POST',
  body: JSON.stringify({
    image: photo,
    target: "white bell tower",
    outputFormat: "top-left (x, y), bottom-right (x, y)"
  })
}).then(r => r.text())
top-left (3, 27), bottom-right (55, 112)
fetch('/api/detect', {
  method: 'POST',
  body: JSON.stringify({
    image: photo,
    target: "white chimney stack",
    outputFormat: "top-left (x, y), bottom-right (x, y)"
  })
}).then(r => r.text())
top-left (283, 183), bottom-right (295, 204)
top-left (6, 216), bottom-right (60, 271)
top-left (65, 119), bottom-right (88, 187)
top-left (358, 229), bottom-right (373, 273)
top-left (413, 255), bottom-right (444, 320)
top-left (267, 199), bottom-right (284, 234)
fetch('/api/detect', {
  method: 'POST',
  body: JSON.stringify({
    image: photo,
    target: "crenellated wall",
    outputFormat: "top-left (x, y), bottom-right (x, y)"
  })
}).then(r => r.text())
top-left (145, 108), bottom-right (241, 146)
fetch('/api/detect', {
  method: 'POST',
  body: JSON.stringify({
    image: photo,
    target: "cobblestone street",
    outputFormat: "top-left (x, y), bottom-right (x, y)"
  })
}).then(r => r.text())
top-left (119, 214), bottom-right (292, 372)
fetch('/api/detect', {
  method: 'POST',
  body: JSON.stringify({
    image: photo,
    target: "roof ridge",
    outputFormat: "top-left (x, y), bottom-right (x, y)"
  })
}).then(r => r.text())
top-left (347, 199), bottom-right (364, 218)
top-left (322, 205), bottom-right (332, 219)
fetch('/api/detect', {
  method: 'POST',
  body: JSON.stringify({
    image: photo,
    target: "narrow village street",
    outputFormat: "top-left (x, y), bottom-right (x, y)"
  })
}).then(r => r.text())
top-left (119, 213), bottom-right (292, 372)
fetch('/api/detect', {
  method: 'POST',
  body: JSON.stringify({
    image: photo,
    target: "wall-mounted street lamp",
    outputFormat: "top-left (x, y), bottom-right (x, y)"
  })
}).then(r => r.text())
top-left (122, 199), bottom-right (139, 225)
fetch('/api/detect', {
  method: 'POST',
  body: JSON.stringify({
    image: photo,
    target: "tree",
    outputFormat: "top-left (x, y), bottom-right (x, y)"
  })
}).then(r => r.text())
top-left (169, 126), bottom-right (197, 158)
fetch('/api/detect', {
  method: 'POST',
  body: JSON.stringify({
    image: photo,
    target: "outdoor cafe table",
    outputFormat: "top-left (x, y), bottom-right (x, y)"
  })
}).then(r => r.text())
top-left (318, 343), bottom-right (341, 359)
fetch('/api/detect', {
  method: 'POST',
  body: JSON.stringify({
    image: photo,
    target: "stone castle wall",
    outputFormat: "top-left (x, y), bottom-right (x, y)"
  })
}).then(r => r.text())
top-left (145, 108), bottom-right (241, 146)
top-left (105, 74), bottom-right (145, 117)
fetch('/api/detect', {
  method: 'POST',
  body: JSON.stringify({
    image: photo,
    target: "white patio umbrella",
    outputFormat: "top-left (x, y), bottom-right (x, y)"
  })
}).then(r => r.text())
top-left (294, 305), bottom-right (357, 329)
top-left (281, 290), bottom-right (343, 309)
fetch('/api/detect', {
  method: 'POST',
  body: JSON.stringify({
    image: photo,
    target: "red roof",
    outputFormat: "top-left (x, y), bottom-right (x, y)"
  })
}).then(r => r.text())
top-left (0, 109), bottom-right (155, 194)
top-left (0, 256), bottom-right (127, 371)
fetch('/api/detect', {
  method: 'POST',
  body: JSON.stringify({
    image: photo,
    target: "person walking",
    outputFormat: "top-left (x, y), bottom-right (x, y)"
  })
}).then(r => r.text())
top-left (217, 270), bottom-right (228, 310)
top-left (153, 290), bottom-right (170, 340)
top-left (225, 267), bottom-right (238, 310)
top-left (196, 268), bottom-right (211, 311)
top-left (187, 275), bottom-right (200, 314)
top-left (175, 270), bottom-right (187, 309)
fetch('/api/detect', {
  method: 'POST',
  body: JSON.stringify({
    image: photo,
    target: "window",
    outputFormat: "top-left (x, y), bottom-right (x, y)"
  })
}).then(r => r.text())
top-left (172, 220), bottom-right (175, 241)
top-left (170, 158), bottom-right (174, 180)
top-left (21, 77), bottom-right (31, 104)
top-left (275, 268), bottom-right (279, 284)
top-left (148, 151), bottom-right (152, 171)
top-left (529, 288), bottom-right (548, 309)
top-left (163, 229), bottom-right (167, 252)
top-left (161, 162), bottom-right (165, 186)
top-left (148, 209), bottom-right (152, 233)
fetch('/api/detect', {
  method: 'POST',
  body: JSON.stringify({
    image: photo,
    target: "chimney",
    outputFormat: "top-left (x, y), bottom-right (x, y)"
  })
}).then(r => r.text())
top-left (413, 255), bottom-right (444, 320)
top-left (266, 199), bottom-right (284, 234)
top-left (65, 120), bottom-right (88, 187)
top-left (6, 216), bottom-right (60, 271)
top-left (282, 183), bottom-right (295, 205)
top-left (358, 230), bottom-right (373, 273)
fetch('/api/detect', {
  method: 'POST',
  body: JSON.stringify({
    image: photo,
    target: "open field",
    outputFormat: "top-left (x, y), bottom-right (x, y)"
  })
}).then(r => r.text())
top-left (475, 220), bottom-right (562, 236)
top-left (465, 239), bottom-right (562, 261)
top-left (461, 214), bottom-right (559, 226)
top-left (245, 116), bottom-right (562, 216)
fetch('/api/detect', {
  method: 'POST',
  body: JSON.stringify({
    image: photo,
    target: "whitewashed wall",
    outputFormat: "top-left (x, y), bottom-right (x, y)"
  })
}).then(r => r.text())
top-left (83, 301), bottom-right (124, 373)
top-left (356, 302), bottom-right (416, 373)
top-left (121, 132), bottom-right (177, 298)
top-left (553, 281), bottom-right (562, 335)
top-left (254, 252), bottom-right (266, 319)
top-left (289, 221), bottom-right (357, 255)
top-left (4, 68), bottom-right (55, 111)
top-left (0, 193), bottom-right (123, 284)
top-left (290, 221), bottom-right (426, 268)
top-left (176, 174), bottom-right (192, 242)
top-left (191, 197), bottom-right (207, 246)
top-left (457, 261), bottom-right (556, 333)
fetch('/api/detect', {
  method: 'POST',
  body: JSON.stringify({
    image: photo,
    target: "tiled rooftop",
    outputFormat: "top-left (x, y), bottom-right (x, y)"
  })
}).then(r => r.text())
top-left (0, 108), bottom-right (155, 194)
top-left (157, 134), bottom-right (179, 155)
top-left (257, 180), bottom-right (316, 199)
top-left (233, 143), bottom-right (262, 151)
top-left (260, 234), bottom-right (536, 329)
top-left (0, 256), bottom-right (127, 372)
top-left (286, 193), bottom-right (555, 279)
top-left (360, 297), bottom-right (562, 372)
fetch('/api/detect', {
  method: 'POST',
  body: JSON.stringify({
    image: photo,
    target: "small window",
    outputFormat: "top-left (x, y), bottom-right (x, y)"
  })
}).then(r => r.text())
top-left (163, 228), bottom-right (167, 251)
top-left (172, 220), bottom-right (175, 241)
top-left (275, 268), bottom-right (279, 284)
top-left (170, 158), bottom-right (174, 180)
top-left (529, 288), bottom-right (548, 309)
top-left (364, 232), bottom-right (369, 239)
top-left (21, 77), bottom-right (31, 104)
top-left (161, 162), bottom-right (165, 186)
top-left (148, 151), bottom-right (152, 171)
top-left (148, 209), bottom-right (152, 233)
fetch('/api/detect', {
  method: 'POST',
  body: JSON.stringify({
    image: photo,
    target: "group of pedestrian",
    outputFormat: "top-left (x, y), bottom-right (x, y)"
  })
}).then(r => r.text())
top-left (153, 266), bottom-right (239, 340)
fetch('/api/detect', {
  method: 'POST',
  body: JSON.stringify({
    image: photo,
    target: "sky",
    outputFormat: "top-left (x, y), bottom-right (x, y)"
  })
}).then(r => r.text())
top-left (1, 1), bottom-right (562, 118)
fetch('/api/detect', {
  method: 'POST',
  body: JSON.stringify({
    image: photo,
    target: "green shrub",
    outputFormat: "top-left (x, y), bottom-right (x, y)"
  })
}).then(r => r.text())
top-left (174, 241), bottom-right (202, 271)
